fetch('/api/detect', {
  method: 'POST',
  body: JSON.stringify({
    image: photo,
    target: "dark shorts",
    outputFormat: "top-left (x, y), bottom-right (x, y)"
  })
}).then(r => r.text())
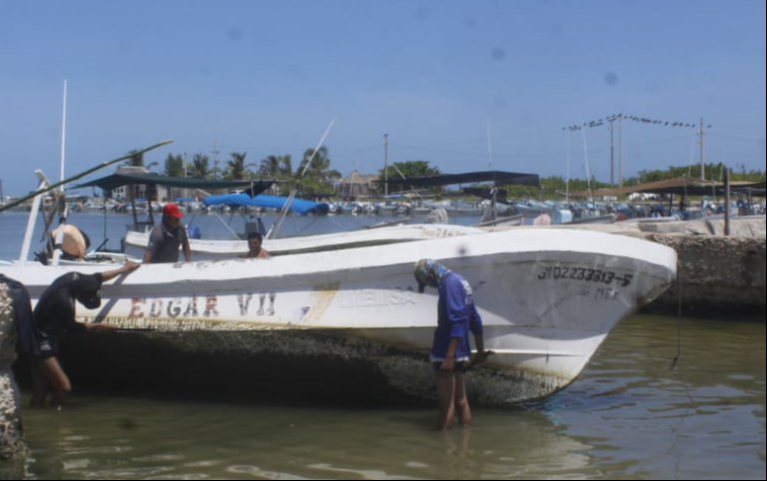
top-left (33, 338), bottom-right (59, 360)
top-left (432, 362), bottom-right (468, 374)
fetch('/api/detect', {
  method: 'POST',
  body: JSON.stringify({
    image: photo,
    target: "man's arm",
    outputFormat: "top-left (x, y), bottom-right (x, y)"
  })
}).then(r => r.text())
top-left (182, 226), bottom-right (192, 262)
top-left (469, 302), bottom-right (491, 366)
top-left (100, 262), bottom-right (141, 283)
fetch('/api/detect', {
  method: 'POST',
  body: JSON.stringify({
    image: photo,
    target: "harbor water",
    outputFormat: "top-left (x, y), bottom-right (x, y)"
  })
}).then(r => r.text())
top-left (1, 213), bottom-right (765, 480)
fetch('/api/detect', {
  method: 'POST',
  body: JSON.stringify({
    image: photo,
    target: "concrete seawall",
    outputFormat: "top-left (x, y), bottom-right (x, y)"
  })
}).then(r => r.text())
top-left (636, 233), bottom-right (765, 317)
top-left (490, 216), bottom-right (766, 317)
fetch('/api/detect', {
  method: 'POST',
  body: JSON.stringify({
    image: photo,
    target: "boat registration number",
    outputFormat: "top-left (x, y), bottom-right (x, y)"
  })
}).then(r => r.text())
top-left (538, 266), bottom-right (633, 287)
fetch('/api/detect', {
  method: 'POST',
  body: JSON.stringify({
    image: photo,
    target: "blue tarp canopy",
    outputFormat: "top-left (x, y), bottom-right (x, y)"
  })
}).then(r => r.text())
top-left (203, 193), bottom-right (330, 215)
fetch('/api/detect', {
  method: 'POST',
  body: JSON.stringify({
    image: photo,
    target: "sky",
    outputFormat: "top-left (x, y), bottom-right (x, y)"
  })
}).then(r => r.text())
top-left (0, 0), bottom-right (765, 196)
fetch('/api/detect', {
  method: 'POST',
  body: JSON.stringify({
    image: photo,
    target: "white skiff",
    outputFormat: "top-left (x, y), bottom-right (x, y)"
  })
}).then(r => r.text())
top-left (1, 228), bottom-right (676, 406)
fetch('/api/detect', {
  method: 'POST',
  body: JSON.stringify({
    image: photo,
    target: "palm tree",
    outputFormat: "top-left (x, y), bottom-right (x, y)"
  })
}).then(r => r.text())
top-left (298, 146), bottom-right (331, 180)
top-left (190, 154), bottom-right (211, 179)
top-left (164, 154), bottom-right (185, 177)
top-left (294, 146), bottom-right (341, 197)
top-left (225, 152), bottom-right (248, 180)
top-left (278, 155), bottom-right (293, 179)
top-left (259, 155), bottom-right (282, 179)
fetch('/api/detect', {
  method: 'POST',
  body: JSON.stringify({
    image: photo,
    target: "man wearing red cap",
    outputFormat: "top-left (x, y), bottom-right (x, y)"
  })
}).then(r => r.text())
top-left (144, 203), bottom-right (192, 264)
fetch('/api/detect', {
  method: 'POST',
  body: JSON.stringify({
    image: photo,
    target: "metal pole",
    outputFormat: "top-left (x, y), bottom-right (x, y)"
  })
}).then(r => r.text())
top-left (60, 80), bottom-right (67, 188)
top-left (384, 134), bottom-right (389, 198)
top-left (618, 116), bottom-right (623, 188)
top-left (699, 118), bottom-right (706, 181)
top-left (487, 118), bottom-right (494, 169)
top-left (609, 121), bottom-right (615, 186)
top-left (19, 173), bottom-right (48, 263)
top-left (724, 167), bottom-right (731, 236)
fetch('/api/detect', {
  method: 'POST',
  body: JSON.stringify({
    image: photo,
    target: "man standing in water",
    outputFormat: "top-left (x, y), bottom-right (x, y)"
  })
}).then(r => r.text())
top-left (414, 259), bottom-right (489, 430)
top-left (27, 262), bottom-right (140, 409)
top-left (144, 203), bottom-right (191, 264)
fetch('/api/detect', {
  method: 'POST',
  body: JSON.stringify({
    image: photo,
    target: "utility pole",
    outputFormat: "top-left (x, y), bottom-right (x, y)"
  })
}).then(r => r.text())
top-left (212, 140), bottom-right (221, 179)
top-left (487, 118), bottom-right (494, 169)
top-left (609, 120), bottom-right (615, 186)
top-left (698, 118), bottom-right (706, 180)
top-left (618, 116), bottom-right (623, 188)
top-left (383, 134), bottom-right (389, 198)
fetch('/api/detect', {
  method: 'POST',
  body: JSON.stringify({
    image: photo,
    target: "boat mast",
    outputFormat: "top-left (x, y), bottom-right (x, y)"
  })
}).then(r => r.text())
top-left (487, 119), bottom-right (496, 221)
top-left (51, 80), bottom-right (69, 266)
top-left (383, 133), bottom-right (389, 198)
top-left (60, 80), bottom-right (68, 189)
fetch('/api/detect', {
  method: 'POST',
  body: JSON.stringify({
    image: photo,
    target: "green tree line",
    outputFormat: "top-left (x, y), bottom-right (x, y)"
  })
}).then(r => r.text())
top-left (145, 147), bottom-right (343, 197)
top-left (133, 151), bottom-right (764, 201)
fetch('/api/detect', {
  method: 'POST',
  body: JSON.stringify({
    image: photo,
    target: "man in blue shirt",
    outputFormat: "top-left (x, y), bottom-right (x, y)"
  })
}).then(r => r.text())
top-left (414, 259), bottom-right (489, 430)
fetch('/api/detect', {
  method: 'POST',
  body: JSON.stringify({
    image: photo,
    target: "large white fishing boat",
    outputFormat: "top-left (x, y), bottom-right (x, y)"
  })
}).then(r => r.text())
top-left (1, 228), bottom-right (677, 406)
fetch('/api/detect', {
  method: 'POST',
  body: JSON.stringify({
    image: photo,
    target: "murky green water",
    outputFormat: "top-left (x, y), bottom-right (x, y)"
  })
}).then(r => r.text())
top-left (7, 315), bottom-right (765, 480)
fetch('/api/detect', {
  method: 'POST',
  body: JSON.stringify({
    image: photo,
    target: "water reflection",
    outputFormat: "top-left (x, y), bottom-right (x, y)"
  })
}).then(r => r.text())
top-left (21, 398), bottom-right (595, 481)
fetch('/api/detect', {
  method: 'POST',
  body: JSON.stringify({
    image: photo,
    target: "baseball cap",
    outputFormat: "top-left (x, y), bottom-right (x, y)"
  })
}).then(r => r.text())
top-left (163, 203), bottom-right (184, 219)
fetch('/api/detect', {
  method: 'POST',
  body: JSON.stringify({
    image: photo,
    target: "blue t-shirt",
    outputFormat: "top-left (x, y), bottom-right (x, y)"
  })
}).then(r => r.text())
top-left (431, 272), bottom-right (483, 362)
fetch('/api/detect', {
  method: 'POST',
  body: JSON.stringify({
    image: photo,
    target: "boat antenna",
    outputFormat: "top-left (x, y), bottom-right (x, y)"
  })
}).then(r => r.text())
top-left (51, 80), bottom-right (69, 266)
top-left (269, 120), bottom-right (335, 239)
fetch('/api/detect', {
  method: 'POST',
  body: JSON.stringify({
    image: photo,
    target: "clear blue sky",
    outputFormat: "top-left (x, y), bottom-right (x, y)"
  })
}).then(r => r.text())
top-left (1, 0), bottom-right (765, 195)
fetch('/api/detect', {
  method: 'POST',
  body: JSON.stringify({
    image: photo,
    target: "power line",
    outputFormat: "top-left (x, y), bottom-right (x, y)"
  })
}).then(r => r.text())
top-left (562, 113), bottom-right (706, 132)
top-left (562, 114), bottom-right (713, 184)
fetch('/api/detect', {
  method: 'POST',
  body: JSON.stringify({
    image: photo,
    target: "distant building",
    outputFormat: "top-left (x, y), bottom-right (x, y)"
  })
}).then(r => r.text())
top-left (335, 170), bottom-right (379, 199)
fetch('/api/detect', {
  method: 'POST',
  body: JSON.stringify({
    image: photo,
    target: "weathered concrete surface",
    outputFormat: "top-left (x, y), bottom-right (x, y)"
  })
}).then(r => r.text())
top-left (489, 217), bottom-right (766, 317)
top-left (636, 234), bottom-right (765, 317)
top-left (0, 284), bottom-right (25, 466)
top-left (615, 219), bottom-right (765, 317)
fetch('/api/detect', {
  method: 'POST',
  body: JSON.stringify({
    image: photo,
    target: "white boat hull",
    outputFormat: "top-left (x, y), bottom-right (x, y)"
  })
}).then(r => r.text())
top-left (0, 229), bottom-right (676, 406)
top-left (124, 224), bottom-right (485, 260)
